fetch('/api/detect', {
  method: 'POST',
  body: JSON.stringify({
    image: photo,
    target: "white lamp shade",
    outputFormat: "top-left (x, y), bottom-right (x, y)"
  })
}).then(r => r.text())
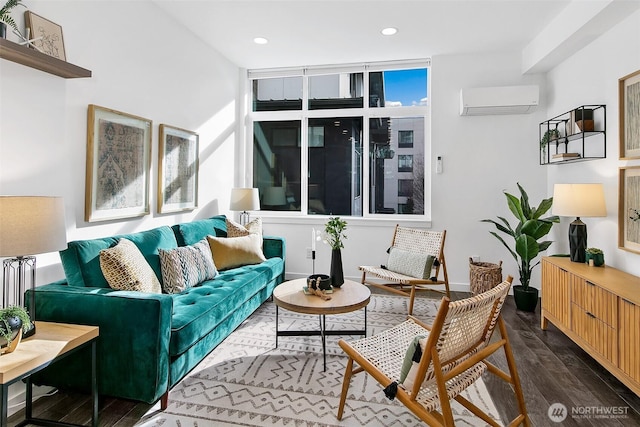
top-left (0, 196), bottom-right (67, 257)
top-left (229, 188), bottom-right (260, 211)
top-left (552, 184), bottom-right (607, 217)
top-left (263, 187), bottom-right (287, 206)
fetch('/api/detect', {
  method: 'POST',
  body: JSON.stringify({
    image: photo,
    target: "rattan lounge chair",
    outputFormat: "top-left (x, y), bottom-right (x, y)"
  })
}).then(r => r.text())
top-left (337, 277), bottom-right (529, 426)
top-left (359, 225), bottom-right (449, 315)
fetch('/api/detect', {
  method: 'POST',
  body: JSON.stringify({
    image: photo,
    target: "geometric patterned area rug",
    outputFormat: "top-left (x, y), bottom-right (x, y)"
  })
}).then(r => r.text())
top-left (137, 294), bottom-right (503, 427)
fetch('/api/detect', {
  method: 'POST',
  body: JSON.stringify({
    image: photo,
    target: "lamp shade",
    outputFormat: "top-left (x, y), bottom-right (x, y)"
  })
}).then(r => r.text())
top-left (0, 196), bottom-right (67, 257)
top-left (263, 187), bottom-right (287, 206)
top-left (552, 184), bottom-right (607, 218)
top-left (229, 188), bottom-right (260, 211)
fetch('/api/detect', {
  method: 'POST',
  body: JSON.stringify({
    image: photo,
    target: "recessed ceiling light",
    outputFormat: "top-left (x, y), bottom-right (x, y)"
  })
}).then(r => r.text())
top-left (253, 37), bottom-right (268, 45)
top-left (381, 27), bottom-right (398, 36)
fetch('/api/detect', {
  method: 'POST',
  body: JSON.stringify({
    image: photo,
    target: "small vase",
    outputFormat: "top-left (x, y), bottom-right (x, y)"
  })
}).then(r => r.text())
top-left (0, 316), bottom-right (23, 355)
top-left (0, 23), bottom-right (6, 39)
top-left (330, 249), bottom-right (344, 288)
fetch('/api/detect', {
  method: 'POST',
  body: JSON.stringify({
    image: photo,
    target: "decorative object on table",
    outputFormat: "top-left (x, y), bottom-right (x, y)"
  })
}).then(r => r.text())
top-left (324, 216), bottom-right (347, 288)
top-left (0, 0), bottom-right (24, 38)
top-left (158, 124), bottom-right (199, 214)
top-left (0, 196), bottom-right (66, 338)
top-left (585, 247), bottom-right (604, 267)
top-left (468, 258), bottom-right (502, 295)
top-left (619, 69), bottom-right (640, 160)
top-left (307, 274), bottom-right (331, 291)
top-left (619, 166), bottom-right (640, 254)
top-left (229, 188), bottom-right (259, 225)
top-left (482, 183), bottom-right (559, 312)
top-left (552, 183), bottom-right (607, 262)
top-left (24, 11), bottom-right (65, 60)
top-left (0, 305), bottom-right (32, 354)
top-left (85, 104), bottom-right (152, 222)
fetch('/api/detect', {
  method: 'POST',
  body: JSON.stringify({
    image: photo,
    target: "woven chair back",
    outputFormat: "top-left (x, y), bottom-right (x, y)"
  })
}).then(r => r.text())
top-left (392, 226), bottom-right (444, 258)
top-left (436, 280), bottom-right (511, 363)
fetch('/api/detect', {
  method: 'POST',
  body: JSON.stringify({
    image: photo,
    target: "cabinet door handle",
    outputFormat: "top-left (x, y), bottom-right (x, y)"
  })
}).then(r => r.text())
top-left (586, 311), bottom-right (596, 318)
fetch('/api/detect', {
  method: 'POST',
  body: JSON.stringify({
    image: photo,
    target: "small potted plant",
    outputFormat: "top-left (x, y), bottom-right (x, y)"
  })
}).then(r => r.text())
top-left (0, 0), bottom-right (25, 38)
top-left (585, 247), bottom-right (604, 267)
top-left (540, 128), bottom-right (560, 160)
top-left (0, 305), bottom-right (32, 354)
top-left (324, 216), bottom-right (347, 287)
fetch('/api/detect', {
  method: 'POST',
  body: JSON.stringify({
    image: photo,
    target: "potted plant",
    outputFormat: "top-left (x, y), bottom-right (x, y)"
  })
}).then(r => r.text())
top-left (585, 247), bottom-right (604, 267)
top-left (0, 0), bottom-right (25, 38)
top-left (0, 305), bottom-right (32, 354)
top-left (540, 128), bottom-right (560, 160)
top-left (324, 216), bottom-right (347, 288)
top-left (482, 183), bottom-right (559, 311)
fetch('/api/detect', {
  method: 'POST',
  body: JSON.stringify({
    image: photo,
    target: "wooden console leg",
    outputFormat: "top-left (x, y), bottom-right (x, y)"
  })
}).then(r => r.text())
top-left (160, 390), bottom-right (169, 410)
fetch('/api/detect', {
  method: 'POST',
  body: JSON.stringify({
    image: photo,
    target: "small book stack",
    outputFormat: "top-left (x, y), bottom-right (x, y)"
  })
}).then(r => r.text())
top-left (551, 152), bottom-right (581, 161)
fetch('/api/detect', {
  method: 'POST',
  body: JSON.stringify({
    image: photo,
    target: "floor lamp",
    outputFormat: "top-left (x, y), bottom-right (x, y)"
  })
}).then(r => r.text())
top-left (0, 196), bottom-right (67, 337)
top-left (552, 184), bottom-right (607, 263)
top-left (230, 188), bottom-right (260, 225)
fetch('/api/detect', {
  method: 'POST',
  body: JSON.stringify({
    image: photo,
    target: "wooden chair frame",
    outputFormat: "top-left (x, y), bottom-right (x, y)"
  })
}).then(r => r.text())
top-left (337, 277), bottom-right (529, 427)
top-left (359, 225), bottom-right (449, 315)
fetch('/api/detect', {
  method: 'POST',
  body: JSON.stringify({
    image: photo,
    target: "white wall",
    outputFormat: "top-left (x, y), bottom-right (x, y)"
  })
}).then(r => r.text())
top-left (264, 51), bottom-right (548, 291)
top-left (1, 0), bottom-right (240, 285)
top-left (545, 9), bottom-right (640, 277)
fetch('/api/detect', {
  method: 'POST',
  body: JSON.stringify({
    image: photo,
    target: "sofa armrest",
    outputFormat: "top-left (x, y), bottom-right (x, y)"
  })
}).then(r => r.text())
top-left (30, 283), bottom-right (174, 404)
top-left (263, 236), bottom-right (285, 260)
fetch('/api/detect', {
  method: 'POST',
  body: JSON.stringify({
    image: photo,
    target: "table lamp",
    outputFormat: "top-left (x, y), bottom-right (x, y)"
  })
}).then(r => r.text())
top-left (0, 196), bottom-right (67, 337)
top-left (262, 187), bottom-right (287, 209)
top-left (229, 188), bottom-right (260, 225)
top-left (552, 184), bottom-right (606, 263)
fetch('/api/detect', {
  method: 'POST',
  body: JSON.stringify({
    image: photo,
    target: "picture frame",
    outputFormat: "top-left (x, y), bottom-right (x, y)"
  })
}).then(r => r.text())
top-left (85, 105), bottom-right (152, 222)
top-left (158, 124), bottom-right (199, 213)
top-left (619, 166), bottom-right (640, 254)
top-left (619, 69), bottom-right (640, 159)
top-left (24, 11), bottom-right (66, 61)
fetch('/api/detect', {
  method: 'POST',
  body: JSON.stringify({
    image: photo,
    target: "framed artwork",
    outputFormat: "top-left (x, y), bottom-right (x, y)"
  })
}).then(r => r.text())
top-left (619, 69), bottom-right (640, 159)
top-left (85, 105), bottom-right (152, 222)
top-left (158, 124), bottom-right (199, 213)
top-left (24, 11), bottom-right (66, 60)
top-left (619, 166), bottom-right (640, 254)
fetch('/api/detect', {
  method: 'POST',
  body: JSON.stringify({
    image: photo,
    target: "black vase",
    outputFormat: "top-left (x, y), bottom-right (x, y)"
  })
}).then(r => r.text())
top-left (330, 249), bottom-right (344, 288)
top-left (0, 23), bottom-right (6, 39)
top-left (513, 286), bottom-right (539, 312)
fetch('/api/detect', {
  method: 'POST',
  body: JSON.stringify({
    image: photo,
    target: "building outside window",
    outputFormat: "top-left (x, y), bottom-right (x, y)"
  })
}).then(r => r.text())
top-left (248, 61), bottom-right (430, 218)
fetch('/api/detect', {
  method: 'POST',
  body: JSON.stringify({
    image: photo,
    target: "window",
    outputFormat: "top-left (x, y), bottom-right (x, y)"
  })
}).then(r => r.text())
top-left (249, 61), bottom-right (430, 218)
top-left (398, 130), bottom-right (414, 148)
top-left (398, 155), bottom-right (413, 172)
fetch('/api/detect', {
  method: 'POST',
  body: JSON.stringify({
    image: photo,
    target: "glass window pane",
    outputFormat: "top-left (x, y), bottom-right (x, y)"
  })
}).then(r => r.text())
top-left (308, 117), bottom-right (363, 216)
top-left (253, 77), bottom-right (303, 111)
top-left (308, 73), bottom-right (364, 110)
top-left (253, 121), bottom-right (301, 211)
top-left (369, 68), bottom-right (428, 107)
top-left (369, 117), bottom-right (424, 215)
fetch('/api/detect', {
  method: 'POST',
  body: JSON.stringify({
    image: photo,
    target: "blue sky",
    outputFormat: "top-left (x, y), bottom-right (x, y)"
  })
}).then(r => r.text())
top-left (383, 68), bottom-right (428, 106)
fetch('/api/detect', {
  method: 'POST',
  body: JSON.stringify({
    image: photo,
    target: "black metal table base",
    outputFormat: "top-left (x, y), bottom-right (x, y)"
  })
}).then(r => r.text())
top-left (275, 305), bottom-right (367, 371)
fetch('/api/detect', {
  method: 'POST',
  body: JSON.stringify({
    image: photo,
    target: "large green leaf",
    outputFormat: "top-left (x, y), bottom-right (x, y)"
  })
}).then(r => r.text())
top-left (505, 192), bottom-right (525, 223)
top-left (489, 231), bottom-right (519, 262)
top-left (521, 219), bottom-right (553, 239)
top-left (517, 183), bottom-right (532, 219)
top-left (515, 234), bottom-right (539, 263)
top-left (532, 197), bottom-right (554, 219)
top-left (481, 219), bottom-right (514, 237)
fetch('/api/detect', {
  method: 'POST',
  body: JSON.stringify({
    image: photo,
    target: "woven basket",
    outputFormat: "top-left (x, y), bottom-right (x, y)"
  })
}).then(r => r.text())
top-left (469, 258), bottom-right (503, 295)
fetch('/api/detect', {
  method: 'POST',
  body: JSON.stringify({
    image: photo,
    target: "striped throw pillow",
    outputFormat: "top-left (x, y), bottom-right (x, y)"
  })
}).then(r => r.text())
top-left (159, 238), bottom-right (218, 294)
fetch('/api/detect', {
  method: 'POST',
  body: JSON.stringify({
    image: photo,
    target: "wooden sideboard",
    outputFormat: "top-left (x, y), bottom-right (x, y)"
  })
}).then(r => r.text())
top-left (541, 256), bottom-right (640, 396)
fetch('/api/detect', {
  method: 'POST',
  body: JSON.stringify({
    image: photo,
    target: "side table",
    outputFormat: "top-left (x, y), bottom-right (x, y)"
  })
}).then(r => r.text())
top-left (0, 321), bottom-right (99, 427)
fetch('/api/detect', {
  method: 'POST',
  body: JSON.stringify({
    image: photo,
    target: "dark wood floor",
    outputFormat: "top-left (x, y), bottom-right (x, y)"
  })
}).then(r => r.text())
top-left (8, 291), bottom-right (640, 426)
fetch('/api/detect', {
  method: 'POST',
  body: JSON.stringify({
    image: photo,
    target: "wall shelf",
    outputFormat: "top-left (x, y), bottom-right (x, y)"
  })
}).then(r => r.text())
top-left (539, 105), bottom-right (606, 165)
top-left (0, 38), bottom-right (91, 79)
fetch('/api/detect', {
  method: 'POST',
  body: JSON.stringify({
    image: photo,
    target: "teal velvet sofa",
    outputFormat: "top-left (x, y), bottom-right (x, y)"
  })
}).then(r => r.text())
top-left (30, 215), bottom-right (285, 406)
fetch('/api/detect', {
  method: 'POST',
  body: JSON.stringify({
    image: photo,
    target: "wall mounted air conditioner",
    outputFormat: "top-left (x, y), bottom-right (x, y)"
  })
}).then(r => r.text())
top-left (459, 85), bottom-right (539, 116)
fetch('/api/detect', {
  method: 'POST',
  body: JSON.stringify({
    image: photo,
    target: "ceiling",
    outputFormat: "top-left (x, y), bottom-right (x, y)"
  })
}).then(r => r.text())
top-left (154, 0), bottom-right (612, 71)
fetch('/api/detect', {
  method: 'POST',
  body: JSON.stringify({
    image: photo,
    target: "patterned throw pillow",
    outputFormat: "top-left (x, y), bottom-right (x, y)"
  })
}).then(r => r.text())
top-left (387, 248), bottom-right (435, 279)
top-left (207, 234), bottom-right (266, 270)
top-left (159, 239), bottom-right (218, 294)
top-left (226, 218), bottom-right (262, 243)
top-left (99, 238), bottom-right (162, 294)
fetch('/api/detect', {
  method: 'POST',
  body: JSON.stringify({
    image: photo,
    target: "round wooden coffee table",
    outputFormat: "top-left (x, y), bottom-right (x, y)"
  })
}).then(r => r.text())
top-left (273, 278), bottom-right (371, 371)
